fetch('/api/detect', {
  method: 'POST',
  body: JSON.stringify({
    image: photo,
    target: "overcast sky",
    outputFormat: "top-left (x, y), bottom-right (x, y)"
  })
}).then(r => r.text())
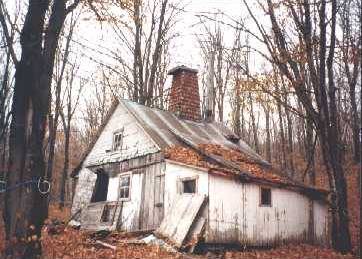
top-left (60, 0), bottom-right (269, 124)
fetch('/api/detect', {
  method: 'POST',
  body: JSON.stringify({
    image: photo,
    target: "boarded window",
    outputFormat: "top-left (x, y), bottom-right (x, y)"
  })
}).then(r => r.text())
top-left (182, 179), bottom-right (196, 193)
top-left (260, 187), bottom-right (272, 206)
top-left (112, 129), bottom-right (124, 151)
top-left (119, 175), bottom-right (130, 199)
top-left (91, 171), bottom-right (109, 203)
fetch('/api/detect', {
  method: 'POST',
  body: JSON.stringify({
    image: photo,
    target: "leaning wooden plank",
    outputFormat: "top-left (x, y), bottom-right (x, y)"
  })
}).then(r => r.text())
top-left (118, 239), bottom-right (145, 245)
top-left (187, 216), bottom-right (206, 253)
top-left (95, 240), bottom-right (117, 250)
top-left (155, 194), bottom-right (207, 248)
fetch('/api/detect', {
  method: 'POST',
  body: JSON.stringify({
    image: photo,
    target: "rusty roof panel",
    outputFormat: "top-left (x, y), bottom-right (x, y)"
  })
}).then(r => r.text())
top-left (120, 99), bottom-right (270, 166)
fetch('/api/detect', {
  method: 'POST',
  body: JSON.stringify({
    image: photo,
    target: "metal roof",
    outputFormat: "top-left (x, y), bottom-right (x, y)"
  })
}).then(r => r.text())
top-left (120, 99), bottom-right (270, 167)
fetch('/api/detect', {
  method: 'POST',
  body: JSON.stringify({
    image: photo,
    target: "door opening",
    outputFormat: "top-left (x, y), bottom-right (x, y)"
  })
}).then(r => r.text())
top-left (91, 169), bottom-right (109, 202)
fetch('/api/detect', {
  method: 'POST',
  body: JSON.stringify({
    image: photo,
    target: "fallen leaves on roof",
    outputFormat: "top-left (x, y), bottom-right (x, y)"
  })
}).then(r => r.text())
top-left (164, 144), bottom-right (327, 192)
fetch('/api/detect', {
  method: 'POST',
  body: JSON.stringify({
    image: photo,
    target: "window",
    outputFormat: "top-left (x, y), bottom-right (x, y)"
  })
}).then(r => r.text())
top-left (91, 170), bottom-right (109, 203)
top-left (260, 187), bottom-right (272, 206)
top-left (182, 179), bottom-right (196, 193)
top-left (112, 129), bottom-right (124, 151)
top-left (119, 174), bottom-right (130, 200)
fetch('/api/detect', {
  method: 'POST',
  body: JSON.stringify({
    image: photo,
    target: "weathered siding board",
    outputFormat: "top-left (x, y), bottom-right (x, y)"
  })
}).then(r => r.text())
top-left (116, 172), bottom-right (143, 232)
top-left (107, 176), bottom-right (120, 201)
top-left (71, 168), bottom-right (97, 216)
top-left (207, 174), bottom-right (328, 246)
top-left (156, 194), bottom-right (207, 247)
top-left (164, 161), bottom-right (209, 218)
top-left (207, 175), bottom-right (246, 244)
top-left (83, 103), bottom-right (159, 167)
top-left (138, 163), bottom-right (165, 230)
top-left (313, 200), bottom-right (329, 245)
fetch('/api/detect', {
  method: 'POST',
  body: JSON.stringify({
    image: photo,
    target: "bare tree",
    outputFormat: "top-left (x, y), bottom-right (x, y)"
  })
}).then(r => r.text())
top-left (198, 19), bottom-right (232, 122)
top-left (59, 63), bottom-right (83, 209)
top-left (103, 0), bottom-right (179, 107)
top-left (243, 0), bottom-right (352, 252)
top-left (46, 11), bottom-right (79, 188)
top-left (339, 0), bottom-right (361, 164)
top-left (0, 30), bottom-right (13, 181)
top-left (0, 0), bottom-right (80, 257)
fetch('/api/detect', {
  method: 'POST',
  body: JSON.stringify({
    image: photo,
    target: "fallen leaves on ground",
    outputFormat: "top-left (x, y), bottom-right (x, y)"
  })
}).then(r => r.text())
top-left (224, 244), bottom-right (357, 258)
top-left (0, 165), bottom-right (360, 258)
top-left (41, 227), bottom-right (178, 259)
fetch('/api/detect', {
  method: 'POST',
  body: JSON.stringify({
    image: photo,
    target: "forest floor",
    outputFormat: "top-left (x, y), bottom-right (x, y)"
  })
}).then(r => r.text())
top-left (0, 164), bottom-right (360, 258)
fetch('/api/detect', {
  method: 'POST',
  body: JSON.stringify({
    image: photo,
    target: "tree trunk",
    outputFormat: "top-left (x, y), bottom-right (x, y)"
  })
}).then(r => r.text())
top-left (276, 94), bottom-right (287, 170)
top-left (3, 0), bottom-right (72, 257)
top-left (349, 86), bottom-right (360, 163)
top-left (248, 92), bottom-right (260, 154)
top-left (283, 96), bottom-right (295, 175)
top-left (59, 126), bottom-right (70, 209)
top-left (264, 104), bottom-right (272, 162)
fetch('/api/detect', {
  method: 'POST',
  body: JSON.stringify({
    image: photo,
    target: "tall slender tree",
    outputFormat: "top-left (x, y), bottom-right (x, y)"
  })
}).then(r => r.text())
top-left (244, 0), bottom-right (352, 252)
top-left (0, 0), bottom-right (80, 257)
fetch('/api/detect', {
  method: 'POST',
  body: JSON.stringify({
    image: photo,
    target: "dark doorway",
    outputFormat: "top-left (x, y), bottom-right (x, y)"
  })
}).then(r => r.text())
top-left (91, 170), bottom-right (109, 202)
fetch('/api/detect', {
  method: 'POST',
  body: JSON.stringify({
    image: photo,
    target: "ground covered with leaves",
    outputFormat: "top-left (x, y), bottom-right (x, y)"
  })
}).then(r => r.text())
top-left (0, 164), bottom-right (360, 258)
top-left (40, 226), bottom-right (357, 259)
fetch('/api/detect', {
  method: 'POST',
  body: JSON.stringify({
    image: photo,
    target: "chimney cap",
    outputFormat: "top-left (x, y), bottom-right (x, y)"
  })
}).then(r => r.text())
top-left (168, 65), bottom-right (198, 75)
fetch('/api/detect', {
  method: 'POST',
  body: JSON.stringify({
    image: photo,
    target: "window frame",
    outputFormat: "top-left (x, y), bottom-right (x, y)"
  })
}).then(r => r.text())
top-left (112, 128), bottom-right (124, 152)
top-left (259, 186), bottom-right (272, 207)
top-left (178, 176), bottom-right (198, 194)
top-left (118, 173), bottom-right (131, 201)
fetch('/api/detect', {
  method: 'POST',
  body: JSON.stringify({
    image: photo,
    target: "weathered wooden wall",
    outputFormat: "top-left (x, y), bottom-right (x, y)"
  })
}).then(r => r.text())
top-left (112, 163), bottom-right (166, 232)
top-left (207, 174), bottom-right (329, 246)
top-left (71, 167), bottom-right (97, 216)
top-left (163, 160), bottom-right (329, 247)
top-left (83, 102), bottom-right (159, 167)
top-left (164, 161), bottom-right (209, 218)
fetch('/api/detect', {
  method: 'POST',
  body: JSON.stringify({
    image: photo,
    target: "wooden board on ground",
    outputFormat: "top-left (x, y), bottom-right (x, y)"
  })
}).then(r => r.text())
top-left (155, 194), bottom-right (207, 248)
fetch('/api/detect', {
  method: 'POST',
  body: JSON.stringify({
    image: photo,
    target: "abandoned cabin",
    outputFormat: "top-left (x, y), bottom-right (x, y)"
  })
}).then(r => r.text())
top-left (70, 65), bottom-right (329, 249)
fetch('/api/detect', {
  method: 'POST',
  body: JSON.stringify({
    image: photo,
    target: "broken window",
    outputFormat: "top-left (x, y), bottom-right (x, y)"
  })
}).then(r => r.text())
top-left (260, 187), bottom-right (272, 206)
top-left (112, 129), bottom-right (124, 151)
top-left (119, 174), bottom-right (130, 200)
top-left (182, 179), bottom-right (196, 193)
top-left (91, 170), bottom-right (109, 203)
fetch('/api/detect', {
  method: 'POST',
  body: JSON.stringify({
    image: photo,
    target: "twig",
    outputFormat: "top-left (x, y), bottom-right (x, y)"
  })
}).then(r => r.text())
top-left (95, 240), bottom-right (117, 250)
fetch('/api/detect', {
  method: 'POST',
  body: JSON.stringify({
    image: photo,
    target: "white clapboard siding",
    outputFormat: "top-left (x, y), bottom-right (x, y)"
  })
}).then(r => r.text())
top-left (207, 173), bottom-right (329, 245)
top-left (71, 167), bottom-right (97, 215)
top-left (84, 103), bottom-right (159, 166)
top-left (164, 161), bottom-right (209, 218)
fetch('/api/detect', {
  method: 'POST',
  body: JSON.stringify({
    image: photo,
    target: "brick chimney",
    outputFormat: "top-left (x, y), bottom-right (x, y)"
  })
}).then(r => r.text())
top-left (168, 65), bottom-right (201, 121)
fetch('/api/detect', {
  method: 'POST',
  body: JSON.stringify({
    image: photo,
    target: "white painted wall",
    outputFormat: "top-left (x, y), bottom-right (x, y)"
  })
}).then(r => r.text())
top-left (83, 103), bottom-right (159, 166)
top-left (207, 173), bottom-right (328, 245)
top-left (163, 162), bottom-right (328, 245)
top-left (106, 175), bottom-right (120, 201)
top-left (105, 172), bottom-right (144, 231)
top-left (71, 167), bottom-right (97, 215)
top-left (313, 199), bottom-right (329, 245)
top-left (164, 161), bottom-right (209, 217)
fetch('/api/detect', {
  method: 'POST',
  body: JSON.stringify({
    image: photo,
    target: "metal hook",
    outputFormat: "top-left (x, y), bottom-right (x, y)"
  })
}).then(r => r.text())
top-left (37, 178), bottom-right (50, 195)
